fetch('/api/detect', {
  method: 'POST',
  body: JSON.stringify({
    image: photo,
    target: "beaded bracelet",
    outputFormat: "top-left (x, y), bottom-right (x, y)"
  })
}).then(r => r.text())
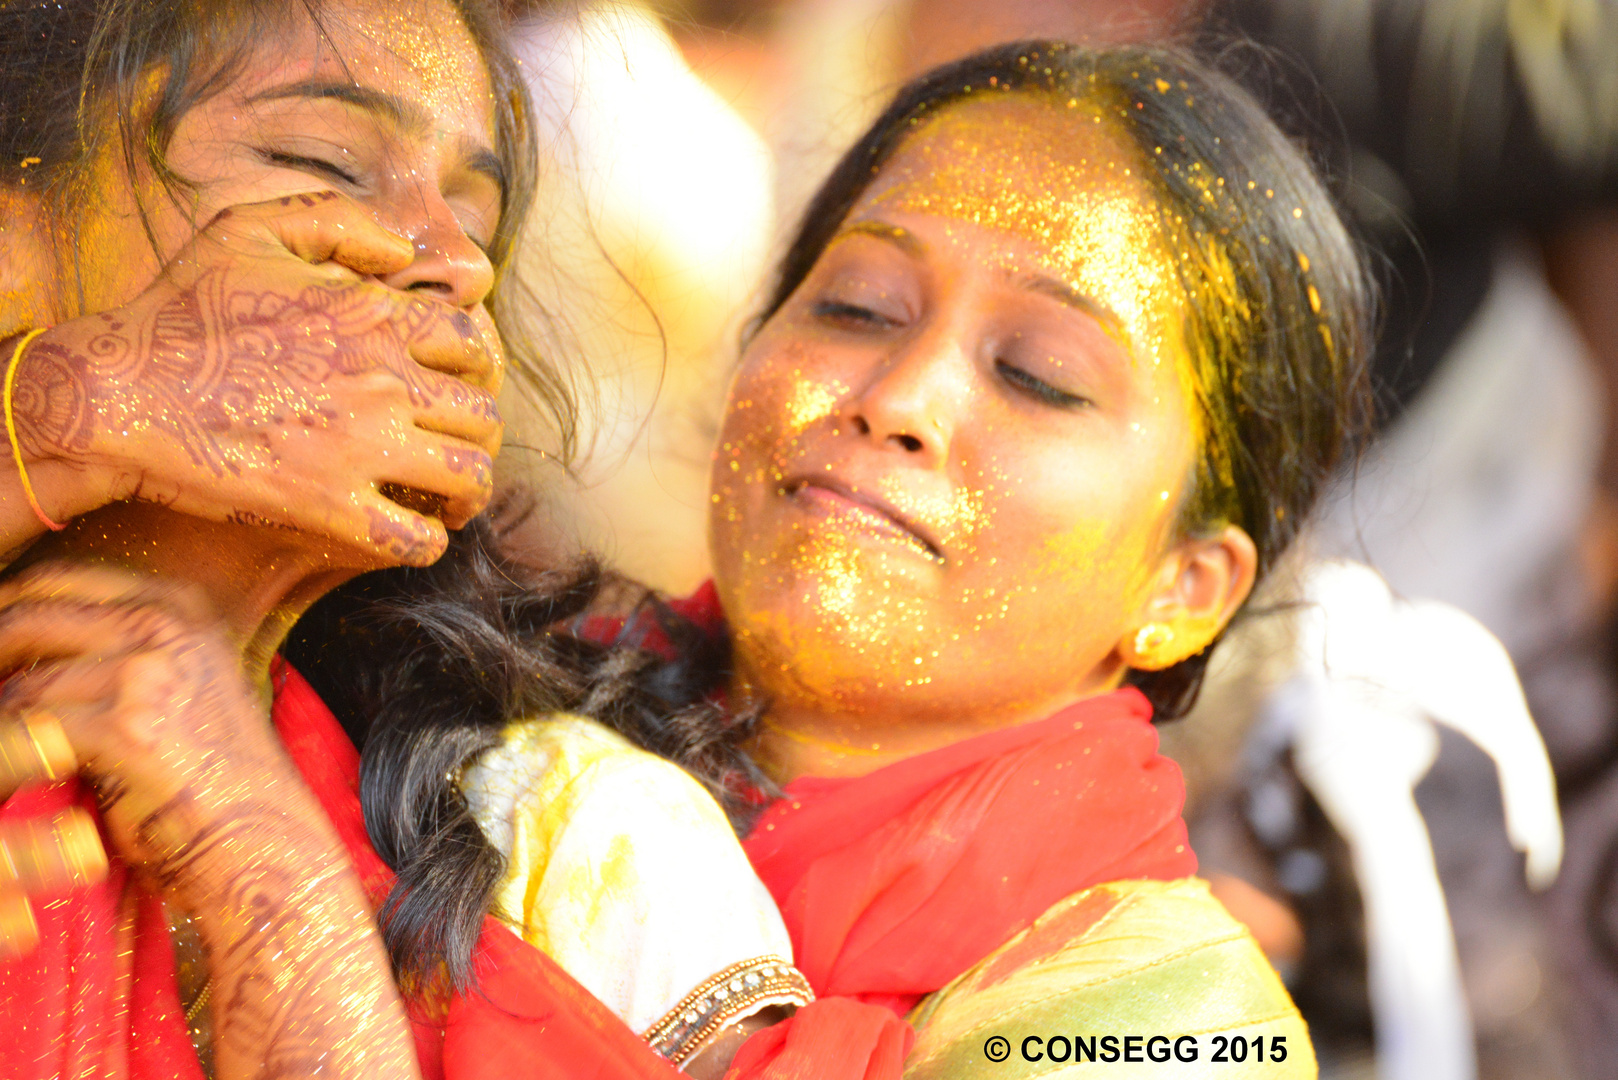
top-left (642, 955), bottom-right (815, 1067)
top-left (3, 328), bottom-right (65, 531)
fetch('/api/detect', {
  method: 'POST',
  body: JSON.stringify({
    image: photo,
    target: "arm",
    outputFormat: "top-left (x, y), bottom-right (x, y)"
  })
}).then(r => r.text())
top-left (0, 564), bottom-right (419, 1080)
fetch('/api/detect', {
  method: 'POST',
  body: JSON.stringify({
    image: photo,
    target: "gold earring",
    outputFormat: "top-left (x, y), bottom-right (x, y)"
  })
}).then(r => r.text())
top-left (1132, 623), bottom-right (1175, 659)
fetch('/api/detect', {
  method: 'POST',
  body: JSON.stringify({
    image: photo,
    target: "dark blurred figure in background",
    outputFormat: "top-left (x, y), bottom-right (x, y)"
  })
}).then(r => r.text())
top-left (1208, 5), bottom-right (1618, 1080)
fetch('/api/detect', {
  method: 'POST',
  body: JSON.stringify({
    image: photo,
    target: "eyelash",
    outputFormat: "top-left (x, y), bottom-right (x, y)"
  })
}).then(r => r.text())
top-left (812, 300), bottom-right (895, 328)
top-left (261, 149), bottom-right (360, 186)
top-left (260, 150), bottom-right (495, 256)
top-left (995, 360), bottom-right (1091, 409)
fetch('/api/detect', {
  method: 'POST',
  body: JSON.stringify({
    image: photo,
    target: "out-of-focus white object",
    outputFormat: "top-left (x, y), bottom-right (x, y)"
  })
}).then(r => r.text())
top-left (507, 4), bottom-right (777, 592)
top-left (1260, 559), bottom-right (1562, 1080)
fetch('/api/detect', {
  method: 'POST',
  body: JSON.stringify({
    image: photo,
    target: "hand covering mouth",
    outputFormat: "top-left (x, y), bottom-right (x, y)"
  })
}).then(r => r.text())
top-left (781, 477), bottom-right (946, 562)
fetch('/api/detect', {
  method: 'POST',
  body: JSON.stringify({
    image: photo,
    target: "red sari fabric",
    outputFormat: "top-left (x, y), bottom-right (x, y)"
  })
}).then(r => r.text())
top-left (588, 585), bottom-right (1197, 1079)
top-left (724, 687), bottom-right (1195, 1080)
top-left (742, 686), bottom-right (1196, 1014)
top-left (0, 661), bottom-right (682, 1080)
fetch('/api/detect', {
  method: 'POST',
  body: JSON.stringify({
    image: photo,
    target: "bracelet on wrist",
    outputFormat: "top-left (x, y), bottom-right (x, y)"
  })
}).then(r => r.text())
top-left (3, 328), bottom-right (67, 531)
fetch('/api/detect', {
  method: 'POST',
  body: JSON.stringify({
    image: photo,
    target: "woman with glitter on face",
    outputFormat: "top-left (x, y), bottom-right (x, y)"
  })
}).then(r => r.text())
top-left (695, 43), bottom-right (1369, 1073)
top-left (294, 38), bottom-right (1369, 1080)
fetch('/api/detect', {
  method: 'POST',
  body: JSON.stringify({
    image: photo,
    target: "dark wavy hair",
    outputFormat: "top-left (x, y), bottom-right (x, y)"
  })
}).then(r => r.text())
top-left (291, 38), bottom-right (1372, 992)
top-left (753, 40), bottom-right (1372, 717)
top-left (285, 505), bottom-right (769, 992)
top-left (0, 0), bottom-right (576, 451)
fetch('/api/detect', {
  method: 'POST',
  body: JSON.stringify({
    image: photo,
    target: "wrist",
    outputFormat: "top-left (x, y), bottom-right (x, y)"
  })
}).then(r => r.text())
top-left (20, 457), bottom-right (116, 524)
top-left (3, 325), bottom-right (119, 521)
top-left (138, 764), bottom-right (354, 906)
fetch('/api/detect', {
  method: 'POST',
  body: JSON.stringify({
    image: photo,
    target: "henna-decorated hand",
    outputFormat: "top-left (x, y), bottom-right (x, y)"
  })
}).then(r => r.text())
top-left (9, 190), bottom-right (504, 567)
top-left (0, 563), bottom-right (423, 1078)
top-left (0, 563), bottom-right (323, 910)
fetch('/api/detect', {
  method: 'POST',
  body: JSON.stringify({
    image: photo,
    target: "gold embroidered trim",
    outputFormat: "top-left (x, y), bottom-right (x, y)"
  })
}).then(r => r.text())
top-left (641, 955), bottom-right (814, 1066)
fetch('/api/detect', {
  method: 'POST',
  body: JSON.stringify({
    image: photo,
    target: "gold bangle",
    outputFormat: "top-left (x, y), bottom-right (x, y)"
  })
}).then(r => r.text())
top-left (3, 328), bottom-right (65, 531)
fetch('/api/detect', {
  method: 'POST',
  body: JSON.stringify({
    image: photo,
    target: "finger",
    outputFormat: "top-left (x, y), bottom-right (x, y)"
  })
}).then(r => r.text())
top-left (214, 191), bottom-right (415, 276)
top-left (0, 810), bottom-right (109, 892)
top-left (402, 368), bottom-right (504, 454)
top-left (0, 712), bottom-right (76, 801)
top-left (375, 438), bottom-right (495, 529)
top-left (464, 304), bottom-right (506, 398)
top-left (0, 564), bottom-right (215, 629)
top-left (0, 656), bottom-right (123, 718)
top-left (348, 493), bottom-right (450, 568)
top-left (396, 301), bottom-right (500, 388)
top-left (0, 890), bottom-right (38, 959)
top-left (0, 598), bottom-right (184, 679)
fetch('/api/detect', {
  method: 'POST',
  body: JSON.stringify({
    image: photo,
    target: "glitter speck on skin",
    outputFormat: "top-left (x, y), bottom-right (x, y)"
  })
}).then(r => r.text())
top-left (710, 92), bottom-right (1205, 763)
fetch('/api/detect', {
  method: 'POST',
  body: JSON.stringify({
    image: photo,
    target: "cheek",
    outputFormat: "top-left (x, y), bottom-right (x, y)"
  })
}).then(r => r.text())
top-left (714, 341), bottom-right (838, 489)
top-left (959, 441), bottom-right (1179, 618)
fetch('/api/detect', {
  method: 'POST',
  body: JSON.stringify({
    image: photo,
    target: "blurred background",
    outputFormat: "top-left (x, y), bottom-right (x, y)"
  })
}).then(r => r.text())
top-left (494, 2), bottom-right (1618, 1078)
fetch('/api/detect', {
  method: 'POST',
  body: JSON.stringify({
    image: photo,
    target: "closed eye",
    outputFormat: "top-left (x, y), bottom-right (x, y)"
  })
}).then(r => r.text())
top-left (812, 300), bottom-right (897, 328)
top-left (259, 149), bottom-right (360, 186)
top-left (995, 360), bottom-right (1092, 408)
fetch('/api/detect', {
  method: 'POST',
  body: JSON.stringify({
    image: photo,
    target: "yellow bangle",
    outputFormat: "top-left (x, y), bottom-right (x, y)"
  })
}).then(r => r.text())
top-left (4, 328), bottom-right (66, 532)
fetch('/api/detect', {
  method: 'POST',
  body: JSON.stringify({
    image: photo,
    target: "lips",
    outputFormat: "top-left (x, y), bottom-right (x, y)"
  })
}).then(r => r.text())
top-left (781, 476), bottom-right (944, 561)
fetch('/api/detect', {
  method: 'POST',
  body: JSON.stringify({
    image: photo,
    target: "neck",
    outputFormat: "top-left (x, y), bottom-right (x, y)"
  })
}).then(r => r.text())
top-left (737, 663), bottom-right (1127, 783)
top-left (15, 503), bottom-right (357, 694)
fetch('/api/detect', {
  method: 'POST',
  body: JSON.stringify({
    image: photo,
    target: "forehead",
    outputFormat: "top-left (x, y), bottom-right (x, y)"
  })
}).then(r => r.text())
top-left (233, 0), bottom-right (494, 136)
top-left (855, 94), bottom-right (1175, 343)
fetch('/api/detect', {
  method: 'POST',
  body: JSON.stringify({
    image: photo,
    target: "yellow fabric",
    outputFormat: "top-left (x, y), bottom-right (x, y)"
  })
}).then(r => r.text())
top-left (461, 713), bottom-right (792, 1033)
top-left (905, 878), bottom-right (1315, 1079)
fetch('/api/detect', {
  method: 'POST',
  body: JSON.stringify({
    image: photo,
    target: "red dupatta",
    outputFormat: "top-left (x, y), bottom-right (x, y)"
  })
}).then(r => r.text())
top-left (591, 584), bottom-right (1197, 1079)
top-left (742, 685), bottom-right (1195, 1014)
top-left (725, 686), bottom-right (1195, 1078)
top-left (0, 661), bottom-right (682, 1080)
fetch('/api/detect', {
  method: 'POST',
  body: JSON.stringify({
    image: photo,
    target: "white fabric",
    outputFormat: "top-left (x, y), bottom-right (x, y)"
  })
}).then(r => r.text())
top-left (461, 714), bottom-right (793, 1035)
top-left (1293, 239), bottom-right (1590, 1080)
top-left (1257, 559), bottom-right (1563, 1080)
top-left (1315, 240), bottom-right (1604, 655)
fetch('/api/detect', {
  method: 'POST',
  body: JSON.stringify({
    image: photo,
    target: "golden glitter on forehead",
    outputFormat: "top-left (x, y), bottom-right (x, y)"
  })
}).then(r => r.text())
top-left (330, 0), bottom-right (493, 121)
top-left (864, 92), bottom-right (1176, 366)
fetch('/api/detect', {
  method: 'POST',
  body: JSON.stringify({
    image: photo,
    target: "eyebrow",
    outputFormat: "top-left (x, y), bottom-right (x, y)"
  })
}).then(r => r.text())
top-left (1016, 274), bottom-right (1125, 333)
top-left (251, 79), bottom-right (430, 132)
top-left (834, 218), bottom-right (925, 256)
top-left (838, 218), bottom-right (1126, 333)
top-left (250, 79), bottom-right (506, 197)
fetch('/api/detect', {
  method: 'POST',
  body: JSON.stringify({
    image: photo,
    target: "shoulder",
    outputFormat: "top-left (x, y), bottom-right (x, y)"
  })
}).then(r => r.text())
top-left (462, 713), bottom-right (721, 856)
top-left (906, 878), bottom-right (1316, 1078)
top-left (461, 714), bottom-right (795, 1035)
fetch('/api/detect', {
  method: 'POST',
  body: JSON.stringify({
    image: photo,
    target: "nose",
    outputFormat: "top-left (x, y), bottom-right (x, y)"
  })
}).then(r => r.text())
top-left (375, 197), bottom-right (496, 309)
top-left (842, 327), bottom-right (963, 466)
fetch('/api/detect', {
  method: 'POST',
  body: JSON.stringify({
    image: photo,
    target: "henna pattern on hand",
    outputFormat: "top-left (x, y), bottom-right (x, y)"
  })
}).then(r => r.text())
top-left (65, 625), bottom-right (417, 1080)
top-left (364, 503), bottom-right (441, 562)
top-left (12, 268), bottom-right (457, 477)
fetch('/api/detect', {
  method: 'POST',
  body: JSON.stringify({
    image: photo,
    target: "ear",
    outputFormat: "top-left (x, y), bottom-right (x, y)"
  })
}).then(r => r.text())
top-left (1116, 524), bottom-right (1258, 670)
